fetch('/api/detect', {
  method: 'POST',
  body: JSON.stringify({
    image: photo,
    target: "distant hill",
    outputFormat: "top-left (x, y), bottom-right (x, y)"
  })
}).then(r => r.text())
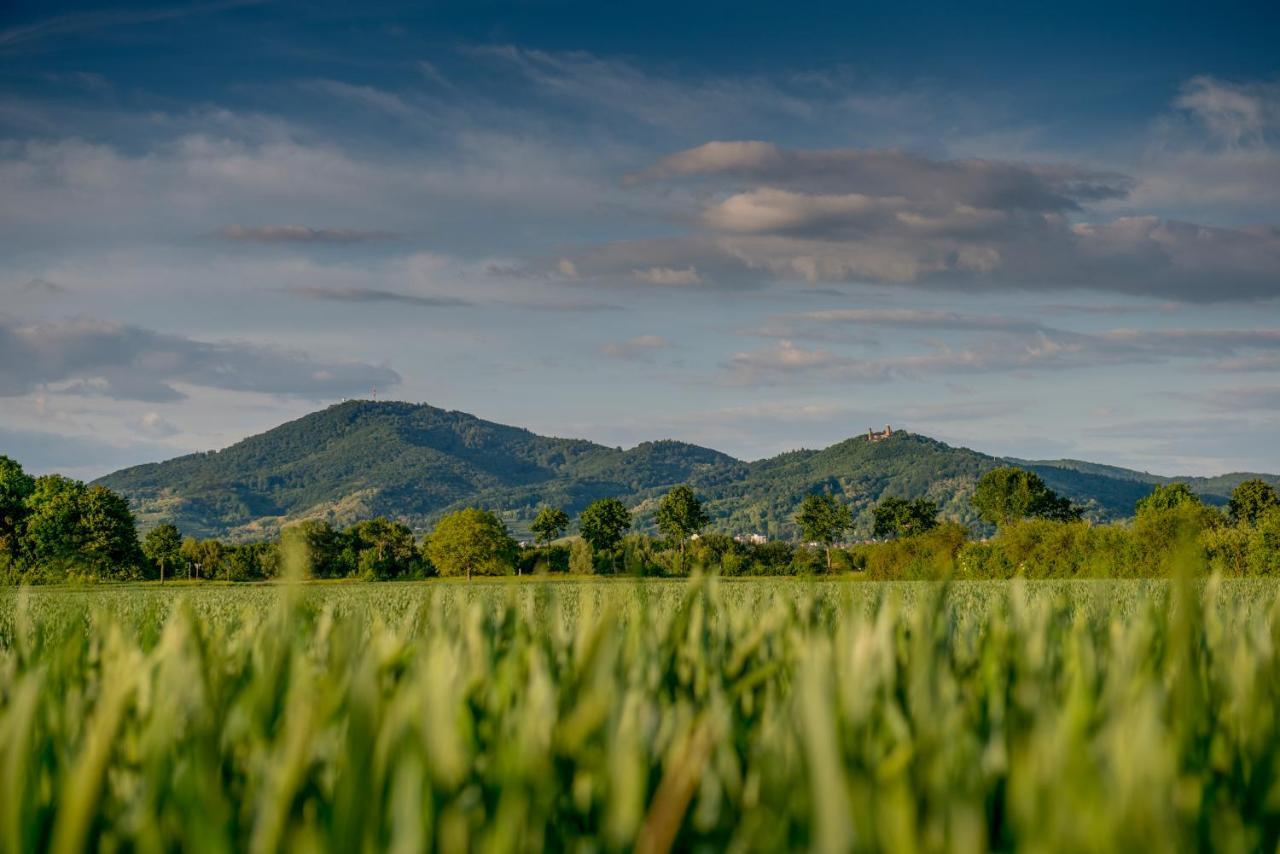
top-left (92, 400), bottom-right (1277, 540)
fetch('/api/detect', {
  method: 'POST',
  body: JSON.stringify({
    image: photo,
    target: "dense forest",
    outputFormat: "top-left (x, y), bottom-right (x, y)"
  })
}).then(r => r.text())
top-left (94, 400), bottom-right (1278, 541)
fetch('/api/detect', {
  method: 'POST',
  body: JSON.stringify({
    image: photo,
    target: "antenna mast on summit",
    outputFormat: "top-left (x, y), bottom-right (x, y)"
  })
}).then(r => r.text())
top-left (372, 386), bottom-right (377, 401)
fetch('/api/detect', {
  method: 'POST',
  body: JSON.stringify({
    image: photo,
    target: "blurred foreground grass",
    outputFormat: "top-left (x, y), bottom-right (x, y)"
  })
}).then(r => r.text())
top-left (3, 576), bottom-right (1280, 852)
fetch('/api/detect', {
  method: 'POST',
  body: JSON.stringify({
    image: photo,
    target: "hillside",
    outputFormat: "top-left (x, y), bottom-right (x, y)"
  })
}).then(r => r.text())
top-left (93, 400), bottom-right (1273, 540)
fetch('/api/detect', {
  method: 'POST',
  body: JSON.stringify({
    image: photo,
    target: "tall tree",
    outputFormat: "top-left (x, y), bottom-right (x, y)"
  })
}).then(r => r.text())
top-left (578, 498), bottom-right (632, 573)
top-left (0, 455), bottom-right (34, 562)
top-left (78, 486), bottom-right (144, 577)
top-left (143, 524), bottom-right (185, 582)
top-left (425, 508), bottom-right (515, 580)
top-left (1229, 479), bottom-right (1279, 527)
top-left (795, 493), bottom-right (853, 571)
top-left (972, 467), bottom-right (1081, 527)
top-left (280, 520), bottom-right (348, 578)
top-left (349, 517), bottom-right (419, 579)
top-left (655, 485), bottom-right (709, 555)
top-left (873, 496), bottom-right (939, 539)
top-left (531, 507), bottom-right (570, 547)
top-left (1135, 482), bottom-right (1202, 515)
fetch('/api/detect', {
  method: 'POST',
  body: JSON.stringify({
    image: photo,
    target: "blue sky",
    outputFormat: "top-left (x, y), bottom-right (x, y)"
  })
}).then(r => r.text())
top-left (2, 0), bottom-right (1279, 478)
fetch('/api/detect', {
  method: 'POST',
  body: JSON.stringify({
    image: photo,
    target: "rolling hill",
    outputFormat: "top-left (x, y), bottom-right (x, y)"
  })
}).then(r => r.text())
top-left (93, 400), bottom-right (1278, 540)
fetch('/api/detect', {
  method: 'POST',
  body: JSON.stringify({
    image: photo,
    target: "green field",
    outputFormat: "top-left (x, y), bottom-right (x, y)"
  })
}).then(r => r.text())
top-left (3, 577), bottom-right (1280, 852)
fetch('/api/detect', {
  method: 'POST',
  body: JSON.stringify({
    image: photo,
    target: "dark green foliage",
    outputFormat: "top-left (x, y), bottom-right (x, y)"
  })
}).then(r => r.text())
top-left (1136, 482), bottom-right (1202, 515)
top-left (795, 494), bottom-right (852, 545)
top-left (1229, 479), bottom-right (1280, 527)
top-left (280, 519), bottom-right (349, 578)
top-left (142, 523), bottom-right (185, 580)
top-left (578, 498), bottom-right (631, 571)
top-left (972, 467), bottom-right (1081, 527)
top-left (0, 455), bottom-right (34, 560)
top-left (347, 517), bottom-right (420, 579)
top-left (530, 506), bottom-right (570, 546)
top-left (795, 493), bottom-right (852, 571)
top-left (872, 496), bottom-right (939, 538)
top-left (16, 475), bottom-right (142, 578)
top-left (654, 485), bottom-right (709, 550)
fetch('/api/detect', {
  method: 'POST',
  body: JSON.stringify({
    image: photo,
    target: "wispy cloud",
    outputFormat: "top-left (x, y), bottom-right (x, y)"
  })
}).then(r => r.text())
top-left (220, 225), bottom-right (399, 244)
top-left (285, 286), bottom-right (471, 307)
top-left (0, 0), bottom-right (267, 51)
top-left (601, 334), bottom-right (669, 359)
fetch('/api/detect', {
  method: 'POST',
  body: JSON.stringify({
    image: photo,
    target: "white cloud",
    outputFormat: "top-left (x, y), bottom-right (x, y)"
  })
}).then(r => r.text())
top-left (631, 266), bottom-right (703, 285)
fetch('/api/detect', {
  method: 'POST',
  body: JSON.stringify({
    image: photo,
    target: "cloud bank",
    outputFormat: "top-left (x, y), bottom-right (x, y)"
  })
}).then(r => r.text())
top-left (0, 314), bottom-right (399, 402)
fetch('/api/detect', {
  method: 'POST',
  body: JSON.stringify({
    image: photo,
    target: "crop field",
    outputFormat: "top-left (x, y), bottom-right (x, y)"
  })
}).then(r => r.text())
top-left (3, 577), bottom-right (1280, 852)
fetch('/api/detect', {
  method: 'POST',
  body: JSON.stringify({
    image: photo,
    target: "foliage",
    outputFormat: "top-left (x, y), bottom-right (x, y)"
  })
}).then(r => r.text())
top-left (142, 523), bottom-right (185, 580)
top-left (1247, 508), bottom-right (1280, 575)
top-left (568, 538), bottom-right (594, 574)
top-left (93, 401), bottom-right (1275, 540)
top-left (854, 522), bottom-right (967, 579)
top-left (972, 466), bottom-right (1082, 527)
top-left (424, 508), bottom-right (515, 578)
top-left (795, 493), bottom-right (853, 572)
top-left (654, 485), bottom-right (709, 550)
top-left (348, 517), bottom-right (421, 579)
top-left (530, 506), bottom-right (570, 546)
top-left (578, 498), bottom-right (632, 560)
top-left (1136, 482), bottom-right (1202, 515)
top-left (872, 495), bottom-right (939, 538)
top-left (1229, 479), bottom-right (1280, 527)
top-left (4, 579), bottom-right (1280, 850)
top-left (16, 475), bottom-right (143, 579)
top-left (0, 455), bottom-right (34, 560)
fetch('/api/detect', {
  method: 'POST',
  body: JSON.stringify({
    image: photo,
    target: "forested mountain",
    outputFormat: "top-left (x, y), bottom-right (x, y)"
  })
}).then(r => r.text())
top-left (93, 400), bottom-right (1275, 540)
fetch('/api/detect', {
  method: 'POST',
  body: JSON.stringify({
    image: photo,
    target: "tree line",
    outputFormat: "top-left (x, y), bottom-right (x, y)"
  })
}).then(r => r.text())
top-left (3, 452), bottom-right (1279, 582)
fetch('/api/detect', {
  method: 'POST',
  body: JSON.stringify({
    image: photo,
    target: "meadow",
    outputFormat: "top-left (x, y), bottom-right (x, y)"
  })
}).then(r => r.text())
top-left (3, 576), bottom-right (1280, 852)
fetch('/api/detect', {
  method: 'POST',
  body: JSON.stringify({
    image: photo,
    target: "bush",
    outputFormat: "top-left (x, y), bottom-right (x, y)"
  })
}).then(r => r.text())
top-left (569, 539), bottom-right (594, 575)
top-left (854, 522), bottom-right (968, 580)
top-left (1247, 508), bottom-right (1280, 575)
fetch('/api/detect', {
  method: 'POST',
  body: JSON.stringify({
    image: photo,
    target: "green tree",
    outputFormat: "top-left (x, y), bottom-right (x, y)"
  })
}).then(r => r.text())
top-left (578, 498), bottom-right (632, 573)
top-left (0, 455), bottom-right (35, 561)
top-left (180, 537), bottom-right (225, 580)
top-left (795, 493), bottom-right (853, 571)
top-left (655, 485), bottom-right (710, 554)
top-left (348, 517), bottom-right (419, 579)
top-left (873, 496), bottom-right (939, 539)
top-left (143, 524), bottom-right (185, 582)
top-left (972, 467), bottom-right (1081, 527)
top-left (1228, 479), bottom-right (1279, 527)
top-left (568, 538), bottom-right (594, 574)
top-left (22, 476), bottom-right (142, 577)
top-left (78, 486), bottom-right (144, 576)
top-left (280, 520), bottom-right (348, 578)
top-left (1246, 507), bottom-right (1280, 574)
top-left (1135, 482), bottom-right (1202, 515)
top-left (425, 508), bottom-right (515, 579)
top-left (531, 506), bottom-right (570, 547)
top-left (21, 475), bottom-right (84, 568)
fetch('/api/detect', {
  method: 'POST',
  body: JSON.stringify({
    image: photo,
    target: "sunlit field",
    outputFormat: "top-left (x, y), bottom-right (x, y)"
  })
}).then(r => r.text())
top-left (3, 577), bottom-right (1280, 851)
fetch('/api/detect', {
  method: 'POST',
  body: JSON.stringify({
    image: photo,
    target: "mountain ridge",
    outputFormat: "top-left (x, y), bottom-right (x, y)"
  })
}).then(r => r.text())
top-left (92, 400), bottom-right (1279, 540)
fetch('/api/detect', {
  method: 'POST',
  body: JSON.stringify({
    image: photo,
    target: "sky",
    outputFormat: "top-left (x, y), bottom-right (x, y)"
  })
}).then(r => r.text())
top-left (2, 0), bottom-right (1279, 480)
